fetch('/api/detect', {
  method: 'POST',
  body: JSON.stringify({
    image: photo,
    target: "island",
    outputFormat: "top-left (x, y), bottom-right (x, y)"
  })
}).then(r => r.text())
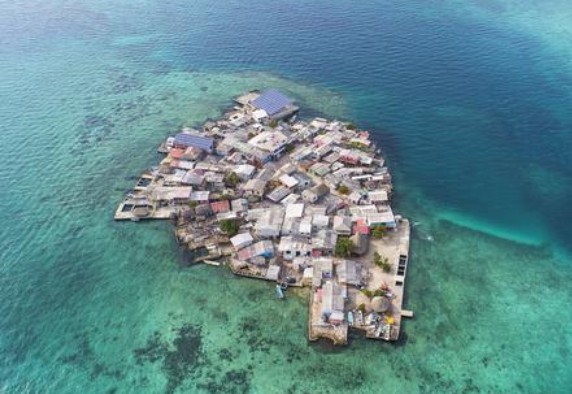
top-left (115, 89), bottom-right (412, 344)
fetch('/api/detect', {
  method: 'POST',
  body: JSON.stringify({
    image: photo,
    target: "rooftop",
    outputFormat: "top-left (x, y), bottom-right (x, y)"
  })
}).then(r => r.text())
top-left (250, 89), bottom-right (293, 116)
top-left (248, 131), bottom-right (288, 153)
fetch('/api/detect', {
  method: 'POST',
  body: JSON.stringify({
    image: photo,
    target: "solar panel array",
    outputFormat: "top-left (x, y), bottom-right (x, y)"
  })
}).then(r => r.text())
top-left (251, 90), bottom-right (293, 116)
top-left (174, 133), bottom-right (214, 151)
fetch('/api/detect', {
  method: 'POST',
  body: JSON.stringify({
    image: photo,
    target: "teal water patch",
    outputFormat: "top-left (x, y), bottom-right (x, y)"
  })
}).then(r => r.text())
top-left (436, 210), bottom-right (546, 247)
top-left (2, 0), bottom-right (572, 393)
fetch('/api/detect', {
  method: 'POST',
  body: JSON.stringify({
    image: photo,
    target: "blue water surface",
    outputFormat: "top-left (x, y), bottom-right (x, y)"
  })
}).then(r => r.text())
top-left (1, 0), bottom-right (571, 393)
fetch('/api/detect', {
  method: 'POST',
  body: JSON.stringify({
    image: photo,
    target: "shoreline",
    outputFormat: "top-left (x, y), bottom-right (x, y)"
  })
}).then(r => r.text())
top-left (115, 89), bottom-right (412, 345)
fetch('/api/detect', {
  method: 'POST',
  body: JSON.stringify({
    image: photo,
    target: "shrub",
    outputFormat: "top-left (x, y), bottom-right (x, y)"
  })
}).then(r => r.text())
top-left (336, 185), bottom-right (350, 195)
top-left (361, 289), bottom-right (373, 299)
top-left (335, 237), bottom-right (354, 257)
top-left (346, 123), bottom-right (356, 130)
top-left (373, 253), bottom-right (391, 273)
top-left (381, 261), bottom-right (391, 273)
top-left (219, 219), bottom-right (239, 237)
top-left (224, 172), bottom-right (240, 187)
top-left (373, 289), bottom-right (385, 297)
top-left (358, 303), bottom-right (366, 313)
top-left (372, 225), bottom-right (386, 239)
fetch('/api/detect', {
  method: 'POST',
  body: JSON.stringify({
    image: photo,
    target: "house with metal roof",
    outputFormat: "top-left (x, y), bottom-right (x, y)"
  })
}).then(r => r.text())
top-left (285, 203), bottom-right (305, 219)
top-left (267, 186), bottom-right (291, 203)
top-left (333, 216), bottom-right (352, 236)
top-left (302, 184), bottom-right (330, 204)
top-left (320, 281), bottom-right (345, 320)
top-left (278, 236), bottom-right (312, 260)
top-left (210, 200), bottom-right (230, 214)
top-left (242, 179), bottom-right (267, 197)
top-left (336, 260), bottom-right (363, 287)
top-left (237, 240), bottom-right (275, 260)
top-left (255, 208), bottom-right (285, 239)
top-left (230, 232), bottom-right (254, 251)
top-left (312, 229), bottom-right (338, 256)
top-left (312, 258), bottom-right (334, 287)
top-left (279, 174), bottom-right (299, 189)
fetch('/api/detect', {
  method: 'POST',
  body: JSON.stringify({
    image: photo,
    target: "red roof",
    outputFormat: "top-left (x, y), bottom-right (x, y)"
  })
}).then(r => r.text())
top-left (353, 219), bottom-right (370, 235)
top-left (170, 148), bottom-right (184, 160)
top-left (210, 200), bottom-right (230, 214)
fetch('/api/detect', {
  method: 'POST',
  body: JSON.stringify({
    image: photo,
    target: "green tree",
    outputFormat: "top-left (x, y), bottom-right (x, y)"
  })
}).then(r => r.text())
top-left (373, 252), bottom-right (391, 273)
top-left (219, 219), bottom-right (239, 237)
top-left (269, 119), bottom-right (278, 128)
top-left (373, 289), bottom-right (385, 297)
top-left (361, 289), bottom-right (373, 299)
top-left (337, 185), bottom-right (350, 195)
top-left (371, 225), bottom-right (386, 239)
top-left (335, 237), bottom-right (354, 257)
top-left (357, 303), bottom-right (367, 313)
top-left (381, 260), bottom-right (392, 273)
top-left (225, 172), bottom-right (240, 187)
top-left (346, 123), bottom-right (357, 130)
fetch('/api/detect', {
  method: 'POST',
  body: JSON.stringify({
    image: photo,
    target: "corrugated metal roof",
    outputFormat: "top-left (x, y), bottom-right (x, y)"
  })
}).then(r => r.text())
top-left (251, 90), bottom-right (293, 116)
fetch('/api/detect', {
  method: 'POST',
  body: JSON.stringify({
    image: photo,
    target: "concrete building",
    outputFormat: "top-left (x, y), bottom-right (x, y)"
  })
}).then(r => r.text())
top-left (336, 260), bottom-right (363, 287)
top-left (302, 184), bottom-right (330, 204)
top-left (242, 179), bottom-right (267, 197)
top-left (230, 232), bottom-right (254, 251)
top-left (248, 130), bottom-right (289, 158)
top-left (278, 236), bottom-right (312, 260)
top-left (333, 216), bottom-right (352, 236)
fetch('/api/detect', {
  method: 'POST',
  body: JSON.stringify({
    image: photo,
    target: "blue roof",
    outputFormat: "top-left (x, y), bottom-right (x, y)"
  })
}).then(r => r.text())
top-left (174, 133), bottom-right (214, 150)
top-left (251, 90), bottom-right (293, 116)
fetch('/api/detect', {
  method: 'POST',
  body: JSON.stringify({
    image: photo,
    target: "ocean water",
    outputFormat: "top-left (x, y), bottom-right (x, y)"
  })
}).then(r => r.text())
top-left (1, 1), bottom-right (571, 393)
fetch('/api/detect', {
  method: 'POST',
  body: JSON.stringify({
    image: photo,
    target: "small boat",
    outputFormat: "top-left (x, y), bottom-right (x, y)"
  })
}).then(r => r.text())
top-left (280, 281), bottom-right (288, 291)
top-left (275, 285), bottom-right (285, 299)
top-left (347, 311), bottom-right (354, 326)
top-left (203, 260), bottom-right (220, 266)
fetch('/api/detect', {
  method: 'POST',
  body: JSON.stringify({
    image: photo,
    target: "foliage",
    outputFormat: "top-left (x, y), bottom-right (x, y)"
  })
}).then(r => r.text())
top-left (371, 225), bottom-right (386, 239)
top-left (346, 123), bottom-right (357, 130)
top-left (284, 143), bottom-right (295, 153)
top-left (336, 185), bottom-right (350, 195)
top-left (188, 201), bottom-right (198, 208)
top-left (334, 237), bottom-right (354, 258)
top-left (373, 289), bottom-right (385, 297)
top-left (381, 261), bottom-right (392, 273)
top-left (373, 252), bottom-right (391, 273)
top-left (219, 194), bottom-right (233, 200)
top-left (357, 303), bottom-right (366, 313)
top-left (269, 119), bottom-right (278, 128)
top-left (219, 220), bottom-right (239, 237)
top-left (350, 141), bottom-right (368, 151)
top-left (224, 172), bottom-right (240, 187)
top-left (361, 289), bottom-right (373, 299)
top-left (247, 132), bottom-right (255, 139)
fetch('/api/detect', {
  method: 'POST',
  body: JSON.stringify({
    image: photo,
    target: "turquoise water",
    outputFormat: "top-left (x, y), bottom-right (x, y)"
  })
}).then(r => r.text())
top-left (1, 1), bottom-right (571, 393)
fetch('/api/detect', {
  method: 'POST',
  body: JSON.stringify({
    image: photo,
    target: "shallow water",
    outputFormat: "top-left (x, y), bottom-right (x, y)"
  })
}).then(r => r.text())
top-left (1, 1), bottom-right (571, 393)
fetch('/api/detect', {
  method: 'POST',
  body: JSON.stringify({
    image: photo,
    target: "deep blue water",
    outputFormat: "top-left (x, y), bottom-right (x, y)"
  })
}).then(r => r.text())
top-left (1, 0), bottom-right (571, 393)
